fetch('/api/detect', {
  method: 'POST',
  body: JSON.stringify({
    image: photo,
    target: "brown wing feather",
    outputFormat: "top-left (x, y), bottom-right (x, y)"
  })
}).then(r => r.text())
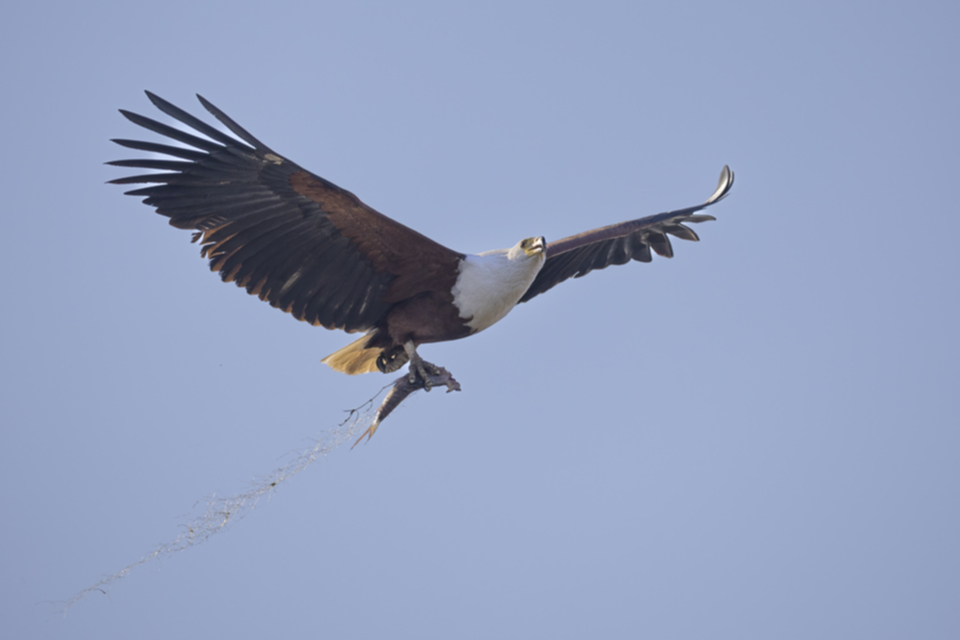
top-left (110, 92), bottom-right (464, 333)
top-left (519, 166), bottom-right (734, 303)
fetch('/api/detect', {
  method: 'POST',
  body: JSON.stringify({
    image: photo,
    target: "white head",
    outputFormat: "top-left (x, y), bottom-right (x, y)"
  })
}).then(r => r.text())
top-left (507, 236), bottom-right (547, 262)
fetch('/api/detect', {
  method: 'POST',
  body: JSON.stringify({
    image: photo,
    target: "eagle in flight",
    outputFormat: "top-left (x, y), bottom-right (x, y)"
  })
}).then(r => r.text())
top-left (111, 92), bottom-right (734, 387)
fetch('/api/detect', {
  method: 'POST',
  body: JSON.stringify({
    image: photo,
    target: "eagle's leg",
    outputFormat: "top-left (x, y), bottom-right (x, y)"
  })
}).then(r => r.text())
top-left (404, 340), bottom-right (442, 390)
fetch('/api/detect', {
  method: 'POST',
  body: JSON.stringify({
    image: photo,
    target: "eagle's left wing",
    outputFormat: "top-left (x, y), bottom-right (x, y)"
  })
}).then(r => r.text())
top-left (519, 166), bottom-right (734, 303)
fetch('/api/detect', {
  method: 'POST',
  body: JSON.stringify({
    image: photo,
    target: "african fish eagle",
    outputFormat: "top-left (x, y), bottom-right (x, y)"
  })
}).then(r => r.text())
top-left (110, 92), bottom-right (734, 384)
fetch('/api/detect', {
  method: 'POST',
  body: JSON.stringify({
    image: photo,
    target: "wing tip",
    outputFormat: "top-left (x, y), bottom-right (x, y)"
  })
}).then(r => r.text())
top-left (707, 165), bottom-right (735, 205)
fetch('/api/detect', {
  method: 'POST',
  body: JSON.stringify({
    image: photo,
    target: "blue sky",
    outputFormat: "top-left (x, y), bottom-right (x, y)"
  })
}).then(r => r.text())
top-left (2, 1), bottom-right (958, 638)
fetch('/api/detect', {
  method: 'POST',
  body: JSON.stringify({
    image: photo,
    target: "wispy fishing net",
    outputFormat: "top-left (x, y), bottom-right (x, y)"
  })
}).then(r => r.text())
top-left (62, 385), bottom-right (391, 612)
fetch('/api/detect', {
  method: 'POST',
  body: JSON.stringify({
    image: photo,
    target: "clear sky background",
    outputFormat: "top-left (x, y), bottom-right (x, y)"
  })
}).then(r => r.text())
top-left (2, 1), bottom-right (958, 638)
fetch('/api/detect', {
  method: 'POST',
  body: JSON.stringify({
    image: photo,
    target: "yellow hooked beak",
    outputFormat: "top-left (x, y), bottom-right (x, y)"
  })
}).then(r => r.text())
top-left (523, 236), bottom-right (546, 257)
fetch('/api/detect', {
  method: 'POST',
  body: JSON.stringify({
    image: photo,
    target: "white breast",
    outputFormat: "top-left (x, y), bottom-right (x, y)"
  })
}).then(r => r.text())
top-left (451, 247), bottom-right (544, 333)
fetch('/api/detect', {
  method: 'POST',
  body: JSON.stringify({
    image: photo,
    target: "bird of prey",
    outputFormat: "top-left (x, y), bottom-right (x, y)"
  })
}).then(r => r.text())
top-left (110, 92), bottom-right (733, 388)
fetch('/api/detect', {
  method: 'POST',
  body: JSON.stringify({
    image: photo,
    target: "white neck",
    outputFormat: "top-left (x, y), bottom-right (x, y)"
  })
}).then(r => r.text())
top-left (451, 246), bottom-right (544, 332)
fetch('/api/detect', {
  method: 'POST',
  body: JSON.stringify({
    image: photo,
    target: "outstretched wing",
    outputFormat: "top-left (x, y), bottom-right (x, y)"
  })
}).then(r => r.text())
top-left (110, 92), bottom-right (463, 333)
top-left (519, 166), bottom-right (734, 303)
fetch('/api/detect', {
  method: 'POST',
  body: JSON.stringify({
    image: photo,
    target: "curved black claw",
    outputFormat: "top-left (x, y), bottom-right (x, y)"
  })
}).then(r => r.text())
top-left (408, 358), bottom-right (443, 390)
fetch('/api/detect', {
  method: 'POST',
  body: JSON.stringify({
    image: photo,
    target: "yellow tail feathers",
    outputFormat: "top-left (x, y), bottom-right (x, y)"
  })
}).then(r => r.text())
top-left (321, 333), bottom-right (382, 375)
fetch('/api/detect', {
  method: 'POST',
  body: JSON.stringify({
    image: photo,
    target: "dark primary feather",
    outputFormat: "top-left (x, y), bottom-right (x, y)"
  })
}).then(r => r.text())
top-left (108, 92), bottom-right (462, 333)
top-left (519, 166), bottom-right (734, 303)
